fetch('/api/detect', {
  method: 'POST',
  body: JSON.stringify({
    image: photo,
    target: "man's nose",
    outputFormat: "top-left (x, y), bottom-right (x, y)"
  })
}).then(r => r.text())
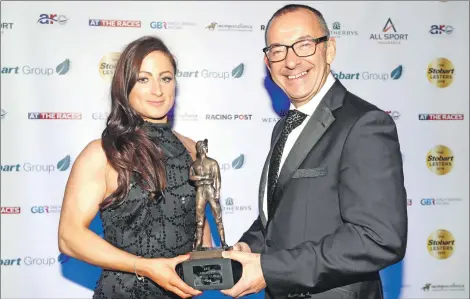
top-left (284, 48), bottom-right (300, 69)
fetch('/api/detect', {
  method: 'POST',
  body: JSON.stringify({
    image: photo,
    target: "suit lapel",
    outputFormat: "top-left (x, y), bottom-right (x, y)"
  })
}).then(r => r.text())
top-left (259, 118), bottom-right (285, 228)
top-left (266, 80), bottom-right (346, 227)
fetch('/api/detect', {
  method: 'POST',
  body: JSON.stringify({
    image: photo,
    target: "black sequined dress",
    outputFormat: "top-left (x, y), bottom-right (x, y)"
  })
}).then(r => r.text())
top-left (93, 121), bottom-right (197, 299)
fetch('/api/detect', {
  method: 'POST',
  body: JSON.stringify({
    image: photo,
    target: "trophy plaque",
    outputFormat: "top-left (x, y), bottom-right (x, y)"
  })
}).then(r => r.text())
top-left (180, 139), bottom-right (242, 290)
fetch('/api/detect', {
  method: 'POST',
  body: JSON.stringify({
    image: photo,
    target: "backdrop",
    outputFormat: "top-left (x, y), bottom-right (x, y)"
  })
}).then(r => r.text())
top-left (1, 1), bottom-right (469, 299)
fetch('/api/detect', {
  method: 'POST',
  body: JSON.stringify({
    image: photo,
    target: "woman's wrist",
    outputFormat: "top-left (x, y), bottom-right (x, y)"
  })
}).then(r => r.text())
top-left (134, 257), bottom-right (150, 278)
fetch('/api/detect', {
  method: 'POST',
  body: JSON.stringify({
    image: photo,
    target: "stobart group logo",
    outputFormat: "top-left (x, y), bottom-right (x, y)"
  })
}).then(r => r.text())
top-left (0, 155), bottom-right (72, 173)
top-left (220, 154), bottom-right (245, 171)
top-left (426, 145), bottom-right (453, 175)
top-left (99, 52), bottom-right (121, 81)
top-left (332, 65), bottom-right (403, 81)
top-left (177, 63), bottom-right (244, 80)
top-left (427, 229), bottom-right (455, 259)
top-left (1, 59), bottom-right (70, 76)
top-left (427, 58), bottom-right (454, 88)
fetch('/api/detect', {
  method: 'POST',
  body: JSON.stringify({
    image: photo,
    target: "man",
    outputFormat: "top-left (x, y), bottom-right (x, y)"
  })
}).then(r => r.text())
top-left (221, 4), bottom-right (407, 299)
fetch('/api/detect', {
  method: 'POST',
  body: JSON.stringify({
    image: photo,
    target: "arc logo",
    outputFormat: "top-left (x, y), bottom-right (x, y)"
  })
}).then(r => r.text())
top-left (430, 25), bottom-right (454, 35)
top-left (38, 14), bottom-right (68, 25)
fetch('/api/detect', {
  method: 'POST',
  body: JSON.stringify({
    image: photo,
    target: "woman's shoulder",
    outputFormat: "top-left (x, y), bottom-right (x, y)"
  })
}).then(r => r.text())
top-left (74, 139), bottom-right (108, 169)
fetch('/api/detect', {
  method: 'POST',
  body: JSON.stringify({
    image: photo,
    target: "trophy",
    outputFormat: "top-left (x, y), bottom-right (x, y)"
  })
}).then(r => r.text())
top-left (180, 139), bottom-right (242, 290)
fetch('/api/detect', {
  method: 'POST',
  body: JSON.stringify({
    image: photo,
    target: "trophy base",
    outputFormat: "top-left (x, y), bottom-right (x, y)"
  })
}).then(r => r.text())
top-left (180, 248), bottom-right (242, 290)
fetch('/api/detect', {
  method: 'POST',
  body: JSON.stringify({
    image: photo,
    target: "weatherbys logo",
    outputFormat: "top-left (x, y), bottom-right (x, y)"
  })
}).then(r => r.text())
top-left (332, 65), bottom-right (403, 81)
top-left (99, 52), bottom-right (121, 81)
top-left (220, 154), bottom-right (245, 172)
top-left (1, 109), bottom-right (6, 119)
top-left (0, 155), bottom-right (72, 173)
top-left (430, 25), bottom-right (454, 35)
top-left (150, 21), bottom-right (196, 30)
top-left (427, 58), bottom-right (454, 88)
top-left (205, 114), bottom-right (252, 121)
top-left (1, 207), bottom-right (21, 214)
top-left (221, 197), bottom-right (252, 214)
top-left (206, 22), bottom-right (253, 32)
top-left (38, 14), bottom-right (68, 25)
top-left (426, 145), bottom-right (453, 175)
top-left (89, 19), bottom-right (141, 28)
top-left (1, 59), bottom-right (70, 76)
top-left (177, 63), bottom-right (244, 80)
top-left (28, 112), bottom-right (82, 120)
top-left (421, 283), bottom-right (465, 292)
top-left (427, 229), bottom-right (455, 259)
top-left (330, 22), bottom-right (359, 38)
top-left (370, 18), bottom-right (408, 44)
top-left (419, 114), bottom-right (463, 120)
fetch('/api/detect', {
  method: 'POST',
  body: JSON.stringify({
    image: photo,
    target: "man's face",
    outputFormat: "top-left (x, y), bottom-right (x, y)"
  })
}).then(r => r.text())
top-left (265, 9), bottom-right (336, 107)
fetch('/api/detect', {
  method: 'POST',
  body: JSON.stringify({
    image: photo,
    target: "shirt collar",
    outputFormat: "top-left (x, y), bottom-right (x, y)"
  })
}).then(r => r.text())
top-left (290, 72), bottom-right (336, 116)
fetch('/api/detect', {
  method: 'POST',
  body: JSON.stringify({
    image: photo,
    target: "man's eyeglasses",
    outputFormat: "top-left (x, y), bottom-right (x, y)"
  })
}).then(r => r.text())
top-left (262, 36), bottom-right (329, 63)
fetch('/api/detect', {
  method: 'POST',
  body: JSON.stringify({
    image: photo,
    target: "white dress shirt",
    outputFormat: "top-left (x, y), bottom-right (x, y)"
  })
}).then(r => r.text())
top-left (263, 72), bottom-right (336, 219)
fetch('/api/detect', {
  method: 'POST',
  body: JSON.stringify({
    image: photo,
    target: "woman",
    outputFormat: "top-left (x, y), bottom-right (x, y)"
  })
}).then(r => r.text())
top-left (58, 36), bottom-right (212, 299)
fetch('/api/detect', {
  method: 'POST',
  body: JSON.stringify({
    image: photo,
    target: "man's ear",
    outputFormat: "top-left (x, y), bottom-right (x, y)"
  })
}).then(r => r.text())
top-left (264, 55), bottom-right (272, 72)
top-left (325, 37), bottom-right (336, 65)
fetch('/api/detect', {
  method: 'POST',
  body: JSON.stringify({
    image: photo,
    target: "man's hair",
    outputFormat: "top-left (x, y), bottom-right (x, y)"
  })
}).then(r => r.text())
top-left (264, 4), bottom-right (330, 46)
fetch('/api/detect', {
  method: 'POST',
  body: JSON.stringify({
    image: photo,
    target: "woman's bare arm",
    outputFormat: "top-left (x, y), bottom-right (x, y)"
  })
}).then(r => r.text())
top-left (58, 140), bottom-right (144, 274)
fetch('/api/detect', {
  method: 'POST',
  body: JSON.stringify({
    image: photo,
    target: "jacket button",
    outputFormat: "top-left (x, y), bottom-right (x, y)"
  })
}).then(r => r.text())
top-left (266, 239), bottom-right (274, 247)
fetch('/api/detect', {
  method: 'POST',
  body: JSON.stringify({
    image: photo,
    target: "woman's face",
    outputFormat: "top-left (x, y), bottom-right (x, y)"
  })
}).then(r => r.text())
top-left (128, 51), bottom-right (176, 123)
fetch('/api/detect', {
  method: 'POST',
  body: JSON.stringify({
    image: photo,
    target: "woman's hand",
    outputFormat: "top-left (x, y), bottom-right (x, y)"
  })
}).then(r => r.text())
top-left (137, 254), bottom-right (202, 298)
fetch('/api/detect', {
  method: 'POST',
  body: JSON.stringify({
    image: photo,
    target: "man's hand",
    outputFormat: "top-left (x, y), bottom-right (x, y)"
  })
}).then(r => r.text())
top-left (231, 242), bottom-right (252, 253)
top-left (220, 250), bottom-right (266, 298)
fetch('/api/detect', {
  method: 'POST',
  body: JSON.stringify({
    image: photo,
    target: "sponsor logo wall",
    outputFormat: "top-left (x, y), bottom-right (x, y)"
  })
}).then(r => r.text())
top-left (1, 1), bottom-right (468, 299)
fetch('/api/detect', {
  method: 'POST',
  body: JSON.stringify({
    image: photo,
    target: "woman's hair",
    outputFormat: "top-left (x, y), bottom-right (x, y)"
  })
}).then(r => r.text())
top-left (100, 36), bottom-right (177, 209)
